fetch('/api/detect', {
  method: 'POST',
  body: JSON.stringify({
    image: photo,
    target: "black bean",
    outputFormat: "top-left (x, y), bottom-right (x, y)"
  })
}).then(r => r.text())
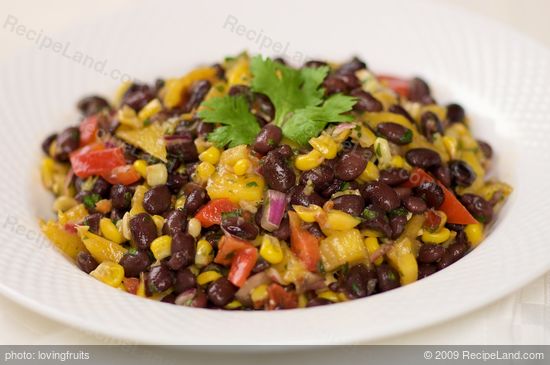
top-left (432, 164), bottom-right (451, 187)
top-left (167, 232), bottom-right (196, 270)
top-left (253, 124), bottom-right (282, 155)
top-left (408, 77), bottom-right (434, 104)
top-left (403, 196), bottom-right (427, 214)
top-left (335, 147), bottom-right (372, 181)
top-left (290, 185), bottom-right (326, 207)
top-left (251, 93), bottom-right (275, 122)
top-left (120, 250), bottom-right (152, 278)
top-left (414, 182), bottom-right (444, 208)
top-left (163, 210), bottom-right (187, 236)
top-left (460, 194), bottom-right (493, 223)
top-left (166, 173), bottom-right (188, 195)
top-left (323, 72), bottom-right (361, 95)
top-left (147, 265), bottom-right (174, 293)
top-left (379, 168), bottom-right (410, 186)
top-left (446, 223), bottom-right (465, 232)
top-left (332, 194), bottom-right (365, 216)
top-left (183, 183), bottom-right (207, 216)
top-left (418, 244), bottom-right (445, 264)
top-left (228, 84), bottom-right (250, 97)
top-left (350, 89), bottom-right (383, 112)
top-left (449, 160), bottom-right (476, 187)
top-left (420, 111), bottom-right (443, 141)
top-left (174, 268), bottom-right (197, 294)
top-left (376, 264), bottom-right (400, 292)
top-left (418, 264), bottom-right (438, 279)
top-left (306, 298), bottom-right (332, 307)
top-left (143, 185), bottom-right (172, 215)
top-left (184, 80), bottom-right (211, 112)
top-left (305, 222), bottom-right (324, 238)
top-left (388, 104), bottom-right (415, 123)
top-left (389, 215), bottom-right (407, 239)
top-left (272, 215), bottom-right (290, 241)
top-left (394, 187), bottom-right (412, 201)
top-left (437, 240), bottom-right (468, 270)
top-left (405, 148), bottom-right (442, 169)
top-left (121, 83), bottom-right (155, 111)
top-left (360, 205), bottom-right (392, 237)
top-left (110, 185), bottom-right (132, 210)
top-left (259, 150), bottom-right (296, 192)
top-left (207, 278), bottom-right (236, 307)
top-left (196, 121), bottom-right (214, 137)
top-left (41, 133), bottom-right (57, 155)
top-left (130, 213), bottom-right (158, 250)
top-left (274, 144), bottom-right (293, 159)
top-left (344, 264), bottom-right (377, 298)
top-left (55, 127), bottom-right (80, 161)
top-left (110, 209), bottom-right (125, 222)
top-left (76, 252), bottom-right (98, 274)
top-left (361, 181), bottom-right (400, 212)
top-left (91, 177), bottom-right (111, 198)
top-left (77, 95), bottom-right (110, 116)
top-left (338, 57), bottom-right (367, 74)
top-left (299, 164), bottom-right (335, 193)
top-left (477, 140), bottom-right (493, 159)
top-left (274, 57), bottom-right (287, 65)
top-left (251, 258), bottom-right (270, 274)
top-left (166, 131), bottom-right (199, 162)
top-left (446, 103), bottom-right (465, 123)
top-left (376, 122), bottom-right (413, 145)
top-left (83, 213), bottom-right (102, 234)
top-left (221, 215), bottom-right (259, 241)
top-left (304, 60), bottom-right (328, 68)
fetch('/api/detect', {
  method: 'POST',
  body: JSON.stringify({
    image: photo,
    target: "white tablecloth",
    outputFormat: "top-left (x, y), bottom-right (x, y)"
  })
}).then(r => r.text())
top-left (0, 0), bottom-right (549, 346)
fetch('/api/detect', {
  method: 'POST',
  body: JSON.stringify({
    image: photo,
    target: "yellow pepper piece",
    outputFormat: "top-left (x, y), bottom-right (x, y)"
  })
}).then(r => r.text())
top-left (100, 218), bottom-right (125, 244)
top-left (90, 261), bottom-right (125, 287)
top-left (251, 284), bottom-right (269, 303)
top-left (322, 210), bottom-right (361, 231)
top-left (77, 226), bottom-right (127, 263)
top-left (464, 223), bottom-right (484, 247)
top-left (117, 105), bottom-right (141, 129)
top-left (40, 221), bottom-right (86, 260)
top-left (298, 294), bottom-right (308, 308)
top-left (422, 227), bottom-right (451, 244)
top-left (295, 150), bottom-right (324, 171)
top-left (163, 67), bottom-right (218, 109)
top-left (58, 204), bottom-right (88, 226)
top-left (374, 137), bottom-right (392, 168)
top-left (359, 161), bottom-right (379, 182)
top-left (309, 134), bottom-right (338, 159)
top-left (293, 205), bottom-right (323, 223)
top-left (351, 124), bottom-right (377, 148)
top-left (390, 155), bottom-right (405, 168)
top-left (206, 172), bottom-right (265, 204)
top-left (136, 273), bottom-right (146, 297)
top-left (386, 237), bottom-right (418, 285)
top-left (199, 146), bottom-right (222, 165)
top-left (130, 185), bottom-right (148, 216)
top-left (152, 215), bottom-right (166, 234)
top-left (320, 229), bottom-right (366, 271)
top-left (317, 290), bottom-right (340, 302)
top-left (233, 158), bottom-right (251, 176)
top-left (113, 81), bottom-right (132, 107)
top-left (146, 163), bottom-right (168, 187)
top-left (226, 54), bottom-right (251, 86)
top-left (138, 98), bottom-right (162, 122)
top-left (364, 237), bottom-right (383, 265)
top-left (116, 123), bottom-right (167, 162)
top-left (225, 300), bottom-right (242, 310)
top-left (150, 235), bottom-right (172, 261)
top-left (259, 235), bottom-right (284, 264)
top-left (133, 160), bottom-right (148, 178)
top-left (219, 145), bottom-right (249, 167)
top-left (197, 271), bottom-right (222, 286)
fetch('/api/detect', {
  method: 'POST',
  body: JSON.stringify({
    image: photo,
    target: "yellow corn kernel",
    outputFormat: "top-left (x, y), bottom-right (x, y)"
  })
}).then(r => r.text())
top-left (138, 98), bottom-right (162, 122)
top-left (365, 237), bottom-right (383, 265)
top-left (233, 158), bottom-right (251, 176)
top-left (390, 155), bottom-right (405, 168)
top-left (52, 196), bottom-right (78, 213)
top-left (130, 185), bottom-right (148, 216)
top-left (90, 261), bottom-right (125, 287)
top-left (464, 223), bottom-right (484, 247)
top-left (298, 294), bottom-right (308, 308)
top-left (323, 210), bottom-right (361, 231)
top-left (394, 253), bottom-right (418, 285)
top-left (187, 217), bottom-right (202, 238)
top-left (133, 160), bottom-right (148, 178)
top-left (251, 284), bottom-right (269, 303)
top-left (150, 235), bottom-right (172, 261)
top-left (219, 145), bottom-right (249, 167)
top-left (146, 163), bottom-right (168, 186)
top-left (309, 135), bottom-right (338, 159)
top-left (442, 136), bottom-right (458, 160)
top-left (175, 196), bottom-right (186, 210)
top-left (199, 146), bottom-right (221, 165)
top-left (195, 239), bottom-right (213, 267)
top-left (359, 161), bottom-right (379, 182)
top-left (317, 290), bottom-right (339, 303)
top-left (196, 161), bottom-right (216, 181)
top-left (152, 215), bottom-right (166, 234)
top-left (422, 227), bottom-right (451, 244)
top-left (100, 218), bottom-right (125, 244)
top-left (197, 271), bottom-right (222, 286)
top-left (260, 235), bottom-right (284, 264)
top-left (225, 300), bottom-right (242, 310)
top-left (41, 157), bottom-right (56, 189)
top-left (117, 105), bottom-right (141, 128)
top-left (293, 204), bottom-right (323, 223)
top-left (295, 150), bottom-right (324, 171)
top-left (136, 273), bottom-right (146, 297)
top-left (121, 212), bottom-right (132, 241)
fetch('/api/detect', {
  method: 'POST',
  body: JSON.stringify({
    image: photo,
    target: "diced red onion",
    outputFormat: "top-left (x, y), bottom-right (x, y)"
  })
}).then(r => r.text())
top-left (332, 123), bottom-right (355, 136)
top-left (235, 272), bottom-right (271, 306)
top-left (260, 190), bottom-right (286, 231)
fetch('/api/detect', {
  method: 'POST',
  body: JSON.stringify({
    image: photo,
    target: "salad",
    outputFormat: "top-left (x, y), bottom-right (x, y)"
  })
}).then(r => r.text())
top-left (39, 53), bottom-right (512, 310)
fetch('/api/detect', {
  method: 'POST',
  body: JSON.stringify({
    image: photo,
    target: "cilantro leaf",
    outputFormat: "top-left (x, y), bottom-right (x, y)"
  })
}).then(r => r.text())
top-left (250, 55), bottom-right (329, 125)
top-left (281, 94), bottom-right (356, 145)
top-left (83, 193), bottom-right (101, 210)
top-left (198, 95), bottom-right (260, 148)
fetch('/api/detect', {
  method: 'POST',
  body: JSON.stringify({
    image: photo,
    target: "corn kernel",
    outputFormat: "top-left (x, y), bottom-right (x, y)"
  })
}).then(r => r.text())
top-left (233, 158), bottom-right (251, 176)
top-left (394, 252), bottom-right (418, 285)
top-left (293, 204), bottom-right (323, 223)
top-left (195, 239), bottom-right (213, 267)
top-left (298, 294), bottom-right (308, 308)
top-left (90, 261), bottom-right (125, 287)
top-left (359, 161), bottom-right (379, 182)
top-left (196, 161), bottom-right (216, 181)
top-left (150, 235), bottom-right (172, 261)
top-left (365, 237), bottom-right (383, 265)
top-left (442, 136), bottom-right (458, 159)
top-left (199, 146), bottom-right (221, 165)
top-left (197, 271), bottom-right (222, 286)
top-left (422, 227), bottom-right (451, 244)
top-left (464, 223), bottom-right (484, 247)
top-left (121, 212), bottom-right (132, 241)
top-left (225, 300), bottom-right (242, 310)
top-left (323, 210), bottom-right (361, 231)
top-left (100, 218), bottom-right (125, 244)
top-left (317, 290), bottom-right (339, 302)
top-left (53, 196), bottom-right (78, 213)
top-left (175, 196), bottom-right (186, 210)
top-left (251, 284), bottom-right (269, 303)
top-left (309, 135), bottom-right (338, 159)
top-left (117, 105), bottom-right (141, 128)
top-left (138, 98), bottom-right (162, 122)
top-left (295, 150), bottom-right (324, 171)
top-left (146, 163), bottom-right (168, 186)
top-left (133, 160), bottom-right (148, 178)
top-left (260, 235), bottom-right (284, 264)
top-left (41, 157), bottom-right (56, 189)
top-left (130, 185), bottom-right (148, 216)
top-left (391, 155), bottom-right (405, 168)
top-left (152, 215), bottom-right (166, 234)
top-left (187, 218), bottom-right (202, 238)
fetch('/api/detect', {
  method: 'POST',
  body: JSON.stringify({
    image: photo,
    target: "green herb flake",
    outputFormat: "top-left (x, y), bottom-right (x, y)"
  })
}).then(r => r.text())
top-left (143, 119), bottom-right (152, 127)
top-left (400, 129), bottom-right (413, 144)
top-left (362, 208), bottom-right (378, 220)
top-left (246, 181), bottom-right (258, 187)
top-left (389, 207), bottom-right (408, 218)
top-left (83, 193), bottom-right (101, 210)
top-left (221, 209), bottom-right (242, 221)
top-left (375, 143), bottom-right (382, 157)
top-left (317, 261), bottom-right (326, 274)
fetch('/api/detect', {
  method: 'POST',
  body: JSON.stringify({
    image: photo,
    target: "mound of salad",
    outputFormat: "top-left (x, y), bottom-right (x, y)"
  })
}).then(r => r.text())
top-left (39, 53), bottom-right (512, 310)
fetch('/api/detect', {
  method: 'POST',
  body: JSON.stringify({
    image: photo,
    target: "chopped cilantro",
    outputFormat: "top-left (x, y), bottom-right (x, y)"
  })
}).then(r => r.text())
top-left (127, 247), bottom-right (138, 255)
top-left (246, 181), bottom-right (258, 187)
top-left (221, 209), bottom-right (241, 220)
top-left (389, 207), bottom-right (408, 218)
top-left (83, 193), bottom-right (101, 210)
top-left (400, 129), bottom-right (413, 144)
top-left (375, 143), bottom-right (382, 157)
top-left (351, 282), bottom-right (362, 296)
top-left (340, 182), bottom-right (351, 191)
top-left (317, 260), bottom-right (326, 274)
top-left (143, 119), bottom-right (152, 127)
top-left (362, 208), bottom-right (378, 220)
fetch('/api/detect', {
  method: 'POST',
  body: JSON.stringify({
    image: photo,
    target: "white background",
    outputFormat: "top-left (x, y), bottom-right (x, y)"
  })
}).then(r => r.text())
top-left (0, 0), bottom-right (548, 345)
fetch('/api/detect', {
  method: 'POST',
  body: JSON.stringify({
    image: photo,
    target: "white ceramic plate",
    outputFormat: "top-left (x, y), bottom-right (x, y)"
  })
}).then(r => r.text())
top-left (1, 0), bottom-right (550, 346)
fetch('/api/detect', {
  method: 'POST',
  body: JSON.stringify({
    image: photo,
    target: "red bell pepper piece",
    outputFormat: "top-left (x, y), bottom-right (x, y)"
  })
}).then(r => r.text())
top-left (70, 147), bottom-right (126, 179)
top-left (102, 165), bottom-right (141, 185)
top-left (228, 246), bottom-right (258, 288)
top-left (214, 235), bottom-right (253, 266)
top-left (377, 75), bottom-right (410, 98)
top-left (267, 283), bottom-right (298, 310)
top-left (123, 277), bottom-right (140, 295)
top-left (79, 115), bottom-right (99, 146)
top-left (404, 168), bottom-right (478, 225)
top-left (288, 211), bottom-right (321, 272)
top-left (194, 198), bottom-right (239, 228)
top-left (423, 209), bottom-right (442, 232)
